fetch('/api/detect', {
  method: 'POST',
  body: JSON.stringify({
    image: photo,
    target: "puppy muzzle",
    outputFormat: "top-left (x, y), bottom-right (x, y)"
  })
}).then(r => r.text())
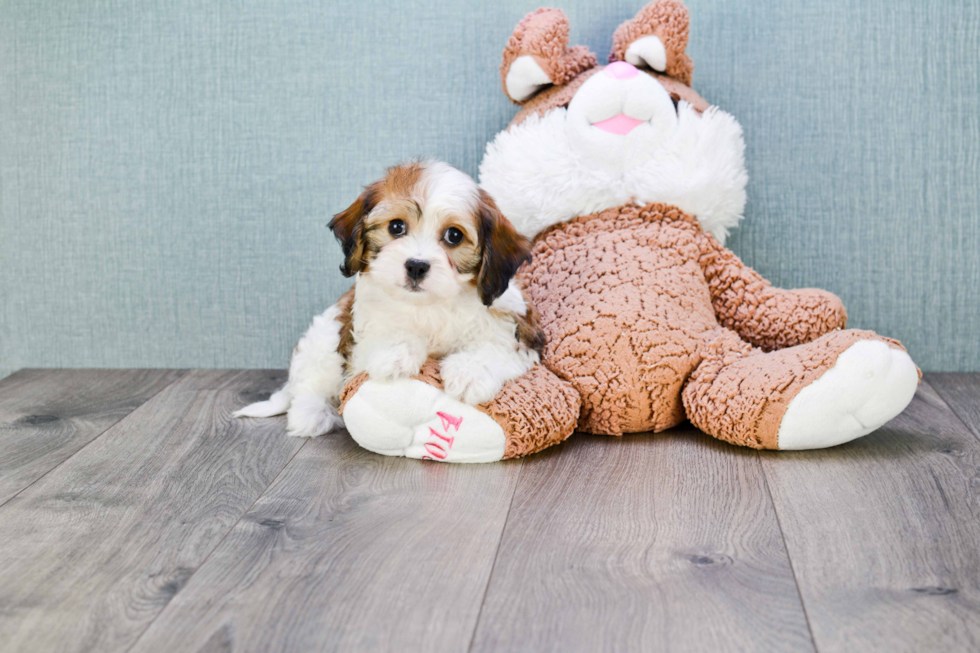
top-left (405, 258), bottom-right (430, 289)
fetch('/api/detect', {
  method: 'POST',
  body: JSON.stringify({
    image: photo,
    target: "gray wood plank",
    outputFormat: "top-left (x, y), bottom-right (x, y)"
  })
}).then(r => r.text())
top-left (760, 380), bottom-right (980, 653)
top-left (927, 373), bottom-right (980, 442)
top-left (470, 429), bottom-right (814, 653)
top-left (0, 369), bottom-right (303, 653)
top-left (129, 436), bottom-right (524, 653)
top-left (0, 369), bottom-right (185, 505)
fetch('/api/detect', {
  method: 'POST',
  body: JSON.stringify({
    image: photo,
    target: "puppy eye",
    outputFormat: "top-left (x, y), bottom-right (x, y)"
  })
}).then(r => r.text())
top-left (443, 227), bottom-right (464, 246)
top-left (388, 219), bottom-right (407, 237)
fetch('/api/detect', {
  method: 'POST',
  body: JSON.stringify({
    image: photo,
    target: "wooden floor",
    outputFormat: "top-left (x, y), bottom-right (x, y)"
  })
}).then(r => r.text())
top-left (0, 370), bottom-right (978, 652)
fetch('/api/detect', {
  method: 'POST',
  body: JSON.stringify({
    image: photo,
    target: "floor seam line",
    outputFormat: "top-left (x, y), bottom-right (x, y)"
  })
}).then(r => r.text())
top-left (924, 375), bottom-right (980, 445)
top-left (0, 369), bottom-right (189, 511)
top-left (758, 450), bottom-right (820, 653)
top-left (467, 457), bottom-right (525, 653)
top-left (123, 437), bottom-right (309, 653)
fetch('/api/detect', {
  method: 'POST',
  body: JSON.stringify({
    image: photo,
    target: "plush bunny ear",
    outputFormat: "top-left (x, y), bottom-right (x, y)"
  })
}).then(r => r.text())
top-left (505, 56), bottom-right (552, 103)
top-left (500, 8), bottom-right (597, 103)
top-left (610, 0), bottom-right (694, 86)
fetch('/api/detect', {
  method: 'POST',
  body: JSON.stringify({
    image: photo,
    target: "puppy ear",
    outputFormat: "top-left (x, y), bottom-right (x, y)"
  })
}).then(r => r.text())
top-left (476, 189), bottom-right (531, 306)
top-left (329, 184), bottom-right (379, 277)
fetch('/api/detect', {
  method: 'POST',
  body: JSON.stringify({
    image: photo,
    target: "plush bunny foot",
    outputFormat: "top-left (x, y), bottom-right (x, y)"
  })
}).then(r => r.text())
top-left (776, 339), bottom-right (919, 450)
top-left (684, 329), bottom-right (920, 450)
top-left (341, 376), bottom-right (507, 463)
top-left (340, 360), bottom-right (581, 462)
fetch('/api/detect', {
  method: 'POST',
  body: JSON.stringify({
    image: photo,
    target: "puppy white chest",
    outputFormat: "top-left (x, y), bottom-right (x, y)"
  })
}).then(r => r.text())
top-left (351, 286), bottom-right (514, 362)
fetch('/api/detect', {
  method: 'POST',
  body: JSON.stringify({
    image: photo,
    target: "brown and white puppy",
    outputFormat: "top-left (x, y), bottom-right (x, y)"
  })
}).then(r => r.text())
top-left (235, 160), bottom-right (543, 437)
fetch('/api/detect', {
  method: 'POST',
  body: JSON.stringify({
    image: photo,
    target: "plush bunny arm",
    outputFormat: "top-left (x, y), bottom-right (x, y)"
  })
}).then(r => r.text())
top-left (697, 234), bottom-right (847, 352)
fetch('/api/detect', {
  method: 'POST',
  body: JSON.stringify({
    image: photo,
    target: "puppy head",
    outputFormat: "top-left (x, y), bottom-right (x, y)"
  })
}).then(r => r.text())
top-left (329, 161), bottom-right (530, 306)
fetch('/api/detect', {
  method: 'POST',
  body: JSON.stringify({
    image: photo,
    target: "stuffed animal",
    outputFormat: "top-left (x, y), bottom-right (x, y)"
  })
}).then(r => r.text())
top-left (338, 0), bottom-right (920, 462)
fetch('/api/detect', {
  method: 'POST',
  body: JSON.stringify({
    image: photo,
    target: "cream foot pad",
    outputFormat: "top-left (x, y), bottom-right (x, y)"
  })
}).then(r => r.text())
top-left (778, 340), bottom-right (919, 450)
top-left (342, 378), bottom-right (507, 463)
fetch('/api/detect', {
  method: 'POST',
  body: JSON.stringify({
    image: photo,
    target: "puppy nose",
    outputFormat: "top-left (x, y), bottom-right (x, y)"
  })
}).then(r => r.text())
top-left (405, 258), bottom-right (430, 281)
top-left (605, 61), bottom-right (639, 80)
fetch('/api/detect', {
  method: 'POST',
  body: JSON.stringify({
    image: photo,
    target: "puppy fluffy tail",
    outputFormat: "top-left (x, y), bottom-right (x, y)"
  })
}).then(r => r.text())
top-left (233, 387), bottom-right (291, 418)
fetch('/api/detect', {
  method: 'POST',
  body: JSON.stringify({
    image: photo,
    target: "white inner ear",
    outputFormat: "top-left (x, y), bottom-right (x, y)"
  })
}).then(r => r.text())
top-left (505, 55), bottom-right (552, 102)
top-left (625, 35), bottom-right (667, 72)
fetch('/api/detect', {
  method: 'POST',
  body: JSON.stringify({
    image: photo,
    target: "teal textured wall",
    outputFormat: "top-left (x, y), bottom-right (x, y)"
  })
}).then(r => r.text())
top-left (2, 0), bottom-right (978, 377)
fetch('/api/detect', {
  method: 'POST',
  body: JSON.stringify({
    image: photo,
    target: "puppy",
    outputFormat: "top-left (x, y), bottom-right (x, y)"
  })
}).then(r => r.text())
top-left (235, 160), bottom-right (544, 437)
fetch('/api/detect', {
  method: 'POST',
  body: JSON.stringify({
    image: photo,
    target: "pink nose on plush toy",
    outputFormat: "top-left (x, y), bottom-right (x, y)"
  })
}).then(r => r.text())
top-left (605, 61), bottom-right (639, 80)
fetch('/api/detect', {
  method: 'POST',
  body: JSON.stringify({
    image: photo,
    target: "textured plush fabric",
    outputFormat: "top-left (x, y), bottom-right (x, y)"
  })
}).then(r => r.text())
top-left (478, 364), bottom-right (580, 459)
top-left (1, 0), bottom-right (978, 378)
top-left (521, 202), bottom-right (855, 436)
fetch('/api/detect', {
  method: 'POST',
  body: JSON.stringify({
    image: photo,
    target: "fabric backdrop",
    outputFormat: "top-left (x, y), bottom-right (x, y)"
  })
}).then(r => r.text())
top-left (2, 0), bottom-right (978, 378)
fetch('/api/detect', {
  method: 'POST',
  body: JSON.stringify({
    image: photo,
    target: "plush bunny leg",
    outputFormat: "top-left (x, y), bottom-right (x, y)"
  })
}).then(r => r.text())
top-left (683, 328), bottom-right (919, 450)
top-left (340, 360), bottom-right (580, 462)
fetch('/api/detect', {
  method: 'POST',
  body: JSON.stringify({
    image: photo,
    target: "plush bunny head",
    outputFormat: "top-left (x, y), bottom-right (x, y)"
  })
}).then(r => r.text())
top-left (479, 0), bottom-right (748, 244)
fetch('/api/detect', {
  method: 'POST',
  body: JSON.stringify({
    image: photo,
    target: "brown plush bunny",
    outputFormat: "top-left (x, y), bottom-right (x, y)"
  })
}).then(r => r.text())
top-left (338, 0), bottom-right (920, 461)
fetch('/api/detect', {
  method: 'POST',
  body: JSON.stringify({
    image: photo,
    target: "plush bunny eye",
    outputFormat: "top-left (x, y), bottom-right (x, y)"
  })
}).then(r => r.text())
top-left (388, 219), bottom-right (407, 237)
top-left (443, 227), bottom-right (464, 246)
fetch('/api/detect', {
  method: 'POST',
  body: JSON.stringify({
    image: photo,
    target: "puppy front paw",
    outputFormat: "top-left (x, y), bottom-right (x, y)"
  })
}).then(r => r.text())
top-left (441, 356), bottom-right (504, 406)
top-left (365, 342), bottom-right (425, 382)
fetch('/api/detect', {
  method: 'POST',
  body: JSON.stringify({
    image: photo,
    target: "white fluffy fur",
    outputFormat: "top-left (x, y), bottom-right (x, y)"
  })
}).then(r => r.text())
top-left (235, 162), bottom-right (538, 436)
top-left (351, 278), bottom-right (538, 406)
top-left (479, 77), bottom-right (748, 244)
top-left (233, 304), bottom-right (347, 436)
